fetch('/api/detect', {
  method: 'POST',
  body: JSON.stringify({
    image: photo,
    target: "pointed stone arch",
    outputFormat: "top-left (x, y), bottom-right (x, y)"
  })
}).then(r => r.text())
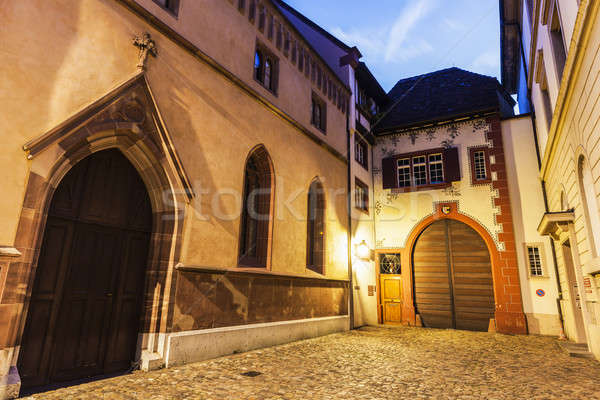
top-left (1, 74), bottom-right (193, 389)
top-left (238, 144), bottom-right (275, 268)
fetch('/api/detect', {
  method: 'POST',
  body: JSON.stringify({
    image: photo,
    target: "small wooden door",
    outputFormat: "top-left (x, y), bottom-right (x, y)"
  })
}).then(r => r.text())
top-left (18, 149), bottom-right (152, 389)
top-left (413, 219), bottom-right (494, 331)
top-left (380, 275), bottom-right (403, 324)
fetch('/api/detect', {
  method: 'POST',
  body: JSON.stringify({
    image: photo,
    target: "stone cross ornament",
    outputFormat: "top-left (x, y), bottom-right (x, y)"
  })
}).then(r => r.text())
top-left (133, 32), bottom-right (157, 70)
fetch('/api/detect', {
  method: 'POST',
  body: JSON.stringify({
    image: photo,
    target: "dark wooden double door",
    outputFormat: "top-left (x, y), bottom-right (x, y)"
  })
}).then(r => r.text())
top-left (19, 150), bottom-right (152, 389)
top-left (413, 219), bottom-right (495, 331)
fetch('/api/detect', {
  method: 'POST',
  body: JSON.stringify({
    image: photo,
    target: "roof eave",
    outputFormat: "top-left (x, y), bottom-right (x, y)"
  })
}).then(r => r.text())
top-left (374, 108), bottom-right (499, 136)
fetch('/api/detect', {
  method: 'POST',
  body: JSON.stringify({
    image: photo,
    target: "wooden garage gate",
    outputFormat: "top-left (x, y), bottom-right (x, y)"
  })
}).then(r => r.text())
top-left (412, 219), bottom-right (495, 331)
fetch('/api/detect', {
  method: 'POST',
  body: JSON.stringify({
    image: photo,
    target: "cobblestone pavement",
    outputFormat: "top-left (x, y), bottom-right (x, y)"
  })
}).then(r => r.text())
top-left (23, 326), bottom-right (600, 400)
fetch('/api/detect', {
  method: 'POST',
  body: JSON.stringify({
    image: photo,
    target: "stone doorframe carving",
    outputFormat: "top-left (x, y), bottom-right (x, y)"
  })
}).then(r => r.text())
top-left (1, 73), bottom-right (193, 394)
top-left (538, 211), bottom-right (593, 344)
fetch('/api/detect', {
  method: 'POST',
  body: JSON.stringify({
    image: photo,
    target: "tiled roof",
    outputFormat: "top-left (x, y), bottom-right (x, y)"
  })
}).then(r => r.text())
top-left (374, 67), bottom-right (515, 134)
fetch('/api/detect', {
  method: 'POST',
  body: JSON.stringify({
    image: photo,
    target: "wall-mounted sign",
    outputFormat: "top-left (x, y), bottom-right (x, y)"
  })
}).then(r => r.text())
top-left (536, 289), bottom-right (545, 297)
top-left (584, 277), bottom-right (592, 294)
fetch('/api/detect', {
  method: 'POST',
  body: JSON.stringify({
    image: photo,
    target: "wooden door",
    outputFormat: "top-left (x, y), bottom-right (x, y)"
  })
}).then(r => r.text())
top-left (413, 221), bottom-right (454, 329)
top-left (412, 219), bottom-right (494, 331)
top-left (380, 275), bottom-right (402, 323)
top-left (447, 220), bottom-right (494, 331)
top-left (18, 149), bottom-right (152, 389)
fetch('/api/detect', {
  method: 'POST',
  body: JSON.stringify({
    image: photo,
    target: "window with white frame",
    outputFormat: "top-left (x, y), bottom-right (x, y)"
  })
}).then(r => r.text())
top-left (527, 245), bottom-right (544, 277)
top-left (413, 155), bottom-right (427, 186)
top-left (397, 158), bottom-right (411, 187)
top-left (473, 150), bottom-right (487, 180)
top-left (428, 153), bottom-right (444, 184)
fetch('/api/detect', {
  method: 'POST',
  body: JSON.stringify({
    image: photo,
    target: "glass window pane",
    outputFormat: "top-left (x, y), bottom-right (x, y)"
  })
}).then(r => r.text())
top-left (474, 150), bottom-right (487, 180)
top-left (413, 156), bottom-right (427, 186)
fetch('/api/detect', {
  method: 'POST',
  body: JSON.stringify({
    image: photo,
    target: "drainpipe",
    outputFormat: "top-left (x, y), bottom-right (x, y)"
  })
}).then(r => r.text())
top-left (510, 20), bottom-right (567, 338)
top-left (346, 100), bottom-right (355, 330)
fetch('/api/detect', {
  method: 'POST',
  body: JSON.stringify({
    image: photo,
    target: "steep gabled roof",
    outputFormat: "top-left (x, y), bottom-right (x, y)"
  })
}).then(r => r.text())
top-left (374, 67), bottom-right (515, 134)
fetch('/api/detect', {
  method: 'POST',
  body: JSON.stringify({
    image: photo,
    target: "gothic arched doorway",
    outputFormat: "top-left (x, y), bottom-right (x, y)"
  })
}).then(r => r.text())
top-left (412, 219), bottom-right (495, 331)
top-left (18, 149), bottom-right (152, 389)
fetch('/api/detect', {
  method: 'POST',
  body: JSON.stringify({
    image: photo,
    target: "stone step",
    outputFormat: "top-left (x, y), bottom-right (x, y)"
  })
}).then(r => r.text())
top-left (560, 342), bottom-right (595, 359)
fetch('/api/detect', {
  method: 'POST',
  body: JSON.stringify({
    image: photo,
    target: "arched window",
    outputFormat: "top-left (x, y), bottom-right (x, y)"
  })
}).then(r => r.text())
top-left (307, 179), bottom-right (325, 274)
top-left (264, 58), bottom-right (272, 90)
top-left (239, 146), bottom-right (273, 267)
top-left (578, 155), bottom-right (600, 257)
top-left (254, 50), bottom-right (262, 82)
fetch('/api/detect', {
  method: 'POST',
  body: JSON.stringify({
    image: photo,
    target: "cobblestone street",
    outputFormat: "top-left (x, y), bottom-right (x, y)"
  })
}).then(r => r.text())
top-left (23, 326), bottom-right (600, 400)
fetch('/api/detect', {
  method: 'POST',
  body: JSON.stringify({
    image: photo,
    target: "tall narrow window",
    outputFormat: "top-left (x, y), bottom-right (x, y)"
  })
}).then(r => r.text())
top-left (311, 94), bottom-right (326, 133)
top-left (258, 5), bottom-right (266, 32)
top-left (298, 46), bottom-right (304, 72)
top-left (397, 158), bottom-right (411, 187)
top-left (307, 179), bottom-right (325, 274)
top-left (267, 15), bottom-right (274, 40)
top-left (264, 58), bottom-right (272, 90)
top-left (355, 178), bottom-right (369, 213)
top-left (549, 4), bottom-right (566, 82)
top-left (355, 137), bottom-right (368, 170)
top-left (238, 0), bottom-right (246, 14)
top-left (254, 50), bottom-right (262, 82)
top-left (276, 22), bottom-right (283, 50)
top-left (152, 0), bottom-right (179, 15)
top-left (473, 151), bottom-right (487, 179)
top-left (413, 155), bottom-right (427, 186)
top-left (291, 40), bottom-right (297, 64)
top-left (248, 0), bottom-right (256, 22)
top-left (428, 153), bottom-right (444, 184)
top-left (527, 245), bottom-right (544, 277)
top-left (239, 146), bottom-right (273, 268)
top-left (253, 44), bottom-right (278, 94)
top-left (469, 147), bottom-right (491, 184)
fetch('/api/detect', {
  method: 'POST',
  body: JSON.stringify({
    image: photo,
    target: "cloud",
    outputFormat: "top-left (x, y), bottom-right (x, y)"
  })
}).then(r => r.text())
top-left (443, 18), bottom-right (464, 31)
top-left (329, 0), bottom-right (437, 64)
top-left (385, 0), bottom-right (436, 62)
top-left (471, 50), bottom-right (500, 70)
top-left (329, 26), bottom-right (385, 58)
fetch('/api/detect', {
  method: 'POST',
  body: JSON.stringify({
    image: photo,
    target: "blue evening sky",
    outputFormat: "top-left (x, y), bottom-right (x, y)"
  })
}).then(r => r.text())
top-left (284, 0), bottom-right (501, 92)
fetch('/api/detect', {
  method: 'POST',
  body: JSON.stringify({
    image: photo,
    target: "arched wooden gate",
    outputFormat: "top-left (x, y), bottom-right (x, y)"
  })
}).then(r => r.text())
top-left (412, 219), bottom-right (494, 331)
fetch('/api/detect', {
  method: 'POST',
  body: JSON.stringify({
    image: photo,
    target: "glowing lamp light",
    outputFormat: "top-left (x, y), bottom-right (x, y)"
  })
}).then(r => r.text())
top-left (355, 240), bottom-right (371, 260)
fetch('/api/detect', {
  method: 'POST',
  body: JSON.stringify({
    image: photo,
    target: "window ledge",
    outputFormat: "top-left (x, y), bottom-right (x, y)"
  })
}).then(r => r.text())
top-left (527, 275), bottom-right (550, 280)
top-left (583, 257), bottom-right (600, 276)
top-left (391, 182), bottom-right (452, 193)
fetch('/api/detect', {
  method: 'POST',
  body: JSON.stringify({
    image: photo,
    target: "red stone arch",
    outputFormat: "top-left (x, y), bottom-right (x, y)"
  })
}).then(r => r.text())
top-left (400, 202), bottom-right (526, 334)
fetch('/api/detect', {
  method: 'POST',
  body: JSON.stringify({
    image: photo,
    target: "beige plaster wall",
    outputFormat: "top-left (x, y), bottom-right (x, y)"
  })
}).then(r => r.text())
top-left (134, 0), bottom-right (349, 157)
top-left (0, 0), bottom-right (349, 282)
top-left (502, 116), bottom-right (560, 334)
top-left (373, 120), bottom-right (502, 252)
top-left (530, 0), bottom-right (600, 356)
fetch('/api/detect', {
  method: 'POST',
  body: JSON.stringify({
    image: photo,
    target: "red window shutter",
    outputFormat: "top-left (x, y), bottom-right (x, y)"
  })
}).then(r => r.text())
top-left (443, 147), bottom-right (461, 182)
top-left (382, 157), bottom-right (398, 189)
